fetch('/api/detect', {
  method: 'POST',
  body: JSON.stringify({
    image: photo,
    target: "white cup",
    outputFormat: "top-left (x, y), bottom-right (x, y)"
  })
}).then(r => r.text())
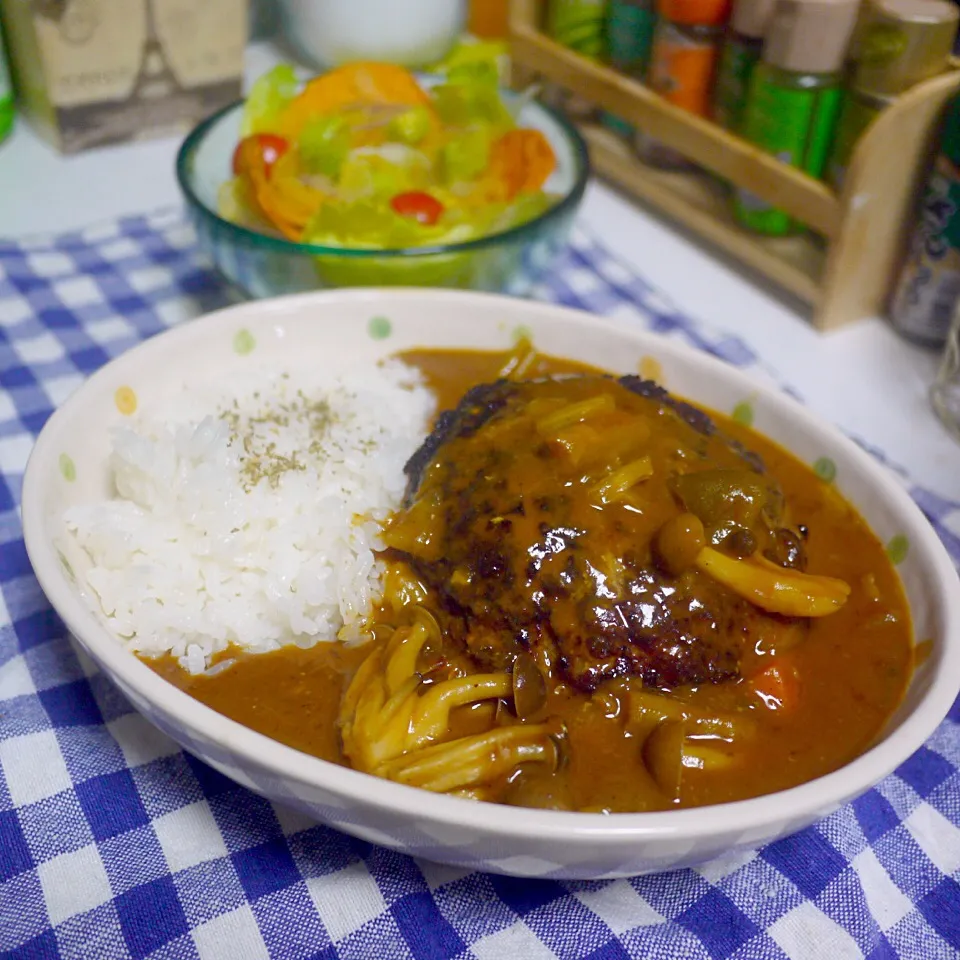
top-left (278, 0), bottom-right (467, 69)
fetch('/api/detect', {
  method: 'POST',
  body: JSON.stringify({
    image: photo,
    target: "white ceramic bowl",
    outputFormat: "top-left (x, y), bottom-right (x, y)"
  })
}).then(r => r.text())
top-left (22, 290), bottom-right (960, 879)
top-left (278, 0), bottom-right (466, 70)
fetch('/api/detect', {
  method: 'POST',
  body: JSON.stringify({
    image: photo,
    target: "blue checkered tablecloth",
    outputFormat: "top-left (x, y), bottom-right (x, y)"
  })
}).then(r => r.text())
top-left (1, 209), bottom-right (959, 960)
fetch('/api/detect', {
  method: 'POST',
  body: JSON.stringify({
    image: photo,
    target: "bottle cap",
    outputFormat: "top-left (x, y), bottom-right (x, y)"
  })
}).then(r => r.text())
top-left (657, 0), bottom-right (732, 27)
top-left (730, 0), bottom-right (776, 36)
top-left (763, 0), bottom-right (860, 74)
top-left (852, 0), bottom-right (958, 97)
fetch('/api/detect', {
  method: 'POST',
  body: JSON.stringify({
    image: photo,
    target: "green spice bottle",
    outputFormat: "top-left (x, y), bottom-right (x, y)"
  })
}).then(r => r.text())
top-left (852, 0), bottom-right (958, 98)
top-left (824, 88), bottom-right (897, 189)
top-left (713, 0), bottom-right (774, 131)
top-left (733, 0), bottom-right (859, 235)
top-left (546, 0), bottom-right (609, 118)
top-left (826, 0), bottom-right (958, 189)
top-left (601, 0), bottom-right (657, 136)
top-left (0, 20), bottom-right (14, 144)
top-left (548, 0), bottom-right (609, 56)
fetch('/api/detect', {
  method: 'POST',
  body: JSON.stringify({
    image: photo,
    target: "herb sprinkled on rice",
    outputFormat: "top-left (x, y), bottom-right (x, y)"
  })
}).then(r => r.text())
top-left (64, 359), bottom-right (435, 674)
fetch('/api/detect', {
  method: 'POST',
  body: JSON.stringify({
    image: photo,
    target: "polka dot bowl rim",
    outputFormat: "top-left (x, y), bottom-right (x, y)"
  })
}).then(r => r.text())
top-left (21, 288), bottom-right (960, 878)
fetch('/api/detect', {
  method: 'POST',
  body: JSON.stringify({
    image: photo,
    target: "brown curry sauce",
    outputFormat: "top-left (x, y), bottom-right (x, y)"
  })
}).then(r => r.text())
top-left (149, 348), bottom-right (913, 812)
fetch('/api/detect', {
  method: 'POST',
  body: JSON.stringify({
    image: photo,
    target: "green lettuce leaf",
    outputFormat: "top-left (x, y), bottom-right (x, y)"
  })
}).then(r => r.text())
top-left (241, 64), bottom-right (299, 137)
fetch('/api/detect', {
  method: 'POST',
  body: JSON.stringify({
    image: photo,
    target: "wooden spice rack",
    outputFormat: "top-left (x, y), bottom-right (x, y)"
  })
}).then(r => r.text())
top-left (509, 0), bottom-right (960, 330)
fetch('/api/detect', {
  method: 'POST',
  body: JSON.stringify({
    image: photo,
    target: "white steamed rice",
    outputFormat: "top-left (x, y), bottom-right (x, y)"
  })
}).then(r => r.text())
top-left (64, 358), bottom-right (435, 674)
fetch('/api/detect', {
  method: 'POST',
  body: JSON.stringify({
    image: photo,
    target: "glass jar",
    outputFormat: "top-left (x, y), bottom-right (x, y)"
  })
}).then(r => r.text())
top-left (931, 299), bottom-right (960, 441)
top-left (637, 20), bottom-right (721, 169)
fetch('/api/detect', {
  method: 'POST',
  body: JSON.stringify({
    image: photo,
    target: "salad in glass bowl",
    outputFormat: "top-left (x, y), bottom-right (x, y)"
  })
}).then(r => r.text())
top-left (176, 59), bottom-right (589, 297)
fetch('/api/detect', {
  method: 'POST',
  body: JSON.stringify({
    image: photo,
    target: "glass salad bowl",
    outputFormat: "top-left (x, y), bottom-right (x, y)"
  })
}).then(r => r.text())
top-left (175, 94), bottom-right (589, 299)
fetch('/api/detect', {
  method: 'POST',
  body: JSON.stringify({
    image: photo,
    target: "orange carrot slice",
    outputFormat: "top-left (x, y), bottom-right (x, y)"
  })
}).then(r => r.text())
top-left (749, 660), bottom-right (800, 712)
top-left (276, 63), bottom-right (433, 141)
top-left (235, 143), bottom-right (324, 240)
top-left (485, 129), bottom-right (556, 201)
top-left (255, 179), bottom-right (321, 239)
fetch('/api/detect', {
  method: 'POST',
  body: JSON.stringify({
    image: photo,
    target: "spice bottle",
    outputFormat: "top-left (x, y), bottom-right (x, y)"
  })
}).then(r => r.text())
top-left (827, 0), bottom-right (958, 188)
top-left (931, 298), bottom-right (960, 438)
top-left (733, 0), bottom-right (859, 235)
top-left (889, 95), bottom-right (960, 346)
top-left (637, 0), bottom-right (731, 167)
top-left (548, 0), bottom-right (609, 55)
top-left (469, 0), bottom-right (510, 37)
top-left (713, 0), bottom-right (775, 131)
top-left (853, 0), bottom-right (958, 96)
top-left (0, 21), bottom-right (13, 144)
top-left (824, 89), bottom-right (897, 190)
top-left (601, 0), bottom-right (657, 137)
top-left (546, 0), bottom-right (609, 119)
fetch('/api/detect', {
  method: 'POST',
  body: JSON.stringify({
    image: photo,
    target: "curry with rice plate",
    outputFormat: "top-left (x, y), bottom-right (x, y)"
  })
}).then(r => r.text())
top-left (78, 341), bottom-right (913, 813)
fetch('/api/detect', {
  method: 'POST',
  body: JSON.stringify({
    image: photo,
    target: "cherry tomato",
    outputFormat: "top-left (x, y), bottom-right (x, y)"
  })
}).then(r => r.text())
top-left (231, 134), bottom-right (290, 179)
top-left (390, 191), bottom-right (444, 226)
